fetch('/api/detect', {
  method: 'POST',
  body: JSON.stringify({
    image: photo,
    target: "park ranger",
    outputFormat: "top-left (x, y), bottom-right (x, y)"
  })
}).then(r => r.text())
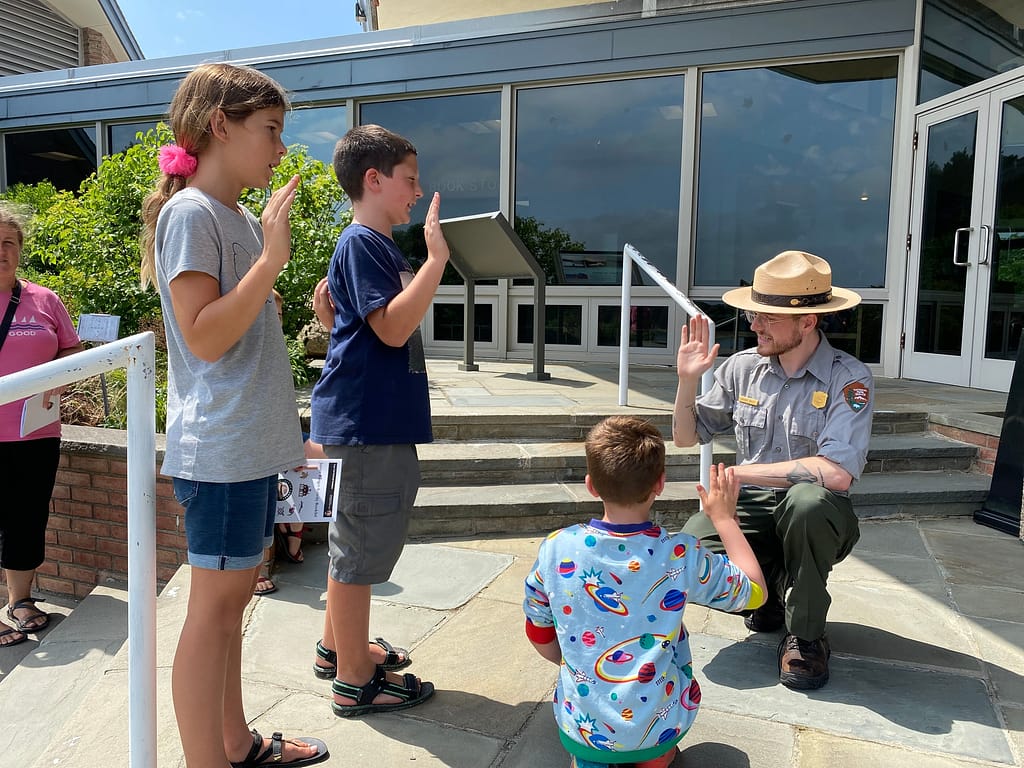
top-left (672, 250), bottom-right (873, 690)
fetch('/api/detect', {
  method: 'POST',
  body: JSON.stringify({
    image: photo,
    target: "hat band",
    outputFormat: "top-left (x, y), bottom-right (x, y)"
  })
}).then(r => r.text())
top-left (751, 288), bottom-right (832, 308)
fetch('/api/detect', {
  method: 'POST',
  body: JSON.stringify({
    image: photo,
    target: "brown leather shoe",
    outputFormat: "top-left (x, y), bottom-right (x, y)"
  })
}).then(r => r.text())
top-left (777, 634), bottom-right (830, 690)
top-left (742, 593), bottom-right (785, 632)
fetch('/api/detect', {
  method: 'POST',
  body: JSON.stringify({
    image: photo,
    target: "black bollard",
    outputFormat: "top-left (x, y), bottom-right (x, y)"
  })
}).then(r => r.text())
top-left (974, 338), bottom-right (1024, 537)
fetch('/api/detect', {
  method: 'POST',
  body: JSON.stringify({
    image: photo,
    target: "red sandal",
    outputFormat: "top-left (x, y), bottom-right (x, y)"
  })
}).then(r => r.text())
top-left (275, 523), bottom-right (304, 564)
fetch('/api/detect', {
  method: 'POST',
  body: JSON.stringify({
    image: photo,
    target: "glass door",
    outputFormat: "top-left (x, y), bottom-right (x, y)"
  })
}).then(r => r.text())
top-left (904, 77), bottom-right (1024, 390)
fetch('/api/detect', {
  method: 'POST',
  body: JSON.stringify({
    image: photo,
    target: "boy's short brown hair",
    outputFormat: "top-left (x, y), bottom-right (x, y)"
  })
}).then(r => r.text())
top-left (585, 416), bottom-right (665, 504)
top-left (333, 124), bottom-right (417, 201)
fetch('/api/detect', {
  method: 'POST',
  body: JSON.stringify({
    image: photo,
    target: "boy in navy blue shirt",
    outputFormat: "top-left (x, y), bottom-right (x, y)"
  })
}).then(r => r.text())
top-left (310, 124), bottom-right (449, 716)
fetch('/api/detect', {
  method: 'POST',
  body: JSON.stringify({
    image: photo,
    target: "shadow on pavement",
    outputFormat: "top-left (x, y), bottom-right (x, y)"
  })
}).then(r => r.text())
top-left (700, 622), bottom-right (1016, 736)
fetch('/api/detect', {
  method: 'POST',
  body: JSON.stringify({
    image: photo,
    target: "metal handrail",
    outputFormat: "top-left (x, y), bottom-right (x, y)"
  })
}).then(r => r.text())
top-left (0, 333), bottom-right (156, 768)
top-left (618, 244), bottom-right (714, 496)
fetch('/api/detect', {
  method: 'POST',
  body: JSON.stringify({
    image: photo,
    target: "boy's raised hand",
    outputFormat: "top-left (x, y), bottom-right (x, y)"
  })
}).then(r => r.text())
top-left (311, 277), bottom-right (334, 329)
top-left (695, 463), bottom-right (739, 524)
top-left (423, 192), bottom-right (450, 265)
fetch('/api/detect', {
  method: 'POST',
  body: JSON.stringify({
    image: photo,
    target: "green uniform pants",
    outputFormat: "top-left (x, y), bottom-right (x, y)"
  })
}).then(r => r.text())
top-left (681, 484), bottom-right (860, 640)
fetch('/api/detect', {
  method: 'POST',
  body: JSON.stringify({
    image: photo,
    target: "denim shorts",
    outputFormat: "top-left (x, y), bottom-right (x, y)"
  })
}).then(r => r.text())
top-left (323, 443), bottom-right (419, 585)
top-left (172, 475), bottom-right (277, 571)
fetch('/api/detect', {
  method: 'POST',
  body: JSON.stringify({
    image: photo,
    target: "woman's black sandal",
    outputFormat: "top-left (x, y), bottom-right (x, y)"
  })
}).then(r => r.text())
top-left (331, 667), bottom-right (434, 717)
top-left (314, 637), bottom-right (412, 680)
top-left (7, 597), bottom-right (49, 632)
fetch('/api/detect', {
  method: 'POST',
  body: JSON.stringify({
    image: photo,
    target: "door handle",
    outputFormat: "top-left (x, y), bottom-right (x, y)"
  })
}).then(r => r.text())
top-left (978, 224), bottom-right (991, 265)
top-left (953, 227), bottom-right (972, 267)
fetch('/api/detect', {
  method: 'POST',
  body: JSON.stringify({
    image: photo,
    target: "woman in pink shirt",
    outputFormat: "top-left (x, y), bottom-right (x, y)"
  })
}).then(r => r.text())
top-left (0, 203), bottom-right (83, 647)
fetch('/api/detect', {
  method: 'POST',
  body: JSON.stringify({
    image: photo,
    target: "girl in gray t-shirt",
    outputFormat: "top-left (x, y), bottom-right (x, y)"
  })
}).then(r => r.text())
top-left (139, 63), bottom-right (327, 768)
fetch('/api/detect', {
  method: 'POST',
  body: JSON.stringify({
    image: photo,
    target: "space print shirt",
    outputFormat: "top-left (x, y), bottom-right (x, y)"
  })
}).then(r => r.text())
top-left (523, 520), bottom-right (755, 764)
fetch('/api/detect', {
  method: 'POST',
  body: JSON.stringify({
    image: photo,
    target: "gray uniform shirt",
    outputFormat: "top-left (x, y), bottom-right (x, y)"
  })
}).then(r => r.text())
top-left (155, 187), bottom-right (304, 482)
top-left (694, 332), bottom-right (874, 483)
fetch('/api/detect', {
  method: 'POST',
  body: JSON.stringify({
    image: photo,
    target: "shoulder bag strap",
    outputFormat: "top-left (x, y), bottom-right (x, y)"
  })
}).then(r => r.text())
top-left (0, 279), bottom-right (23, 356)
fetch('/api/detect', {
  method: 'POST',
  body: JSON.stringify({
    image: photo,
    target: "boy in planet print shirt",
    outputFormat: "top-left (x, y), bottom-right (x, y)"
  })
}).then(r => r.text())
top-left (524, 416), bottom-right (766, 767)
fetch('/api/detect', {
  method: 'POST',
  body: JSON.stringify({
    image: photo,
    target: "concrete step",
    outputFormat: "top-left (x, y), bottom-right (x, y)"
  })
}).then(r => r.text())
top-left (301, 407), bottom-right (931, 442)
top-left (0, 585), bottom-right (128, 768)
top-left (417, 432), bottom-right (978, 486)
top-left (410, 470), bottom-right (993, 536)
top-left (429, 409), bottom-right (931, 441)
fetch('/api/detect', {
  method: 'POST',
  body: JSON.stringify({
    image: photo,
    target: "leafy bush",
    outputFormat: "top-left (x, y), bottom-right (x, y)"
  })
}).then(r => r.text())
top-left (1, 125), bottom-right (349, 429)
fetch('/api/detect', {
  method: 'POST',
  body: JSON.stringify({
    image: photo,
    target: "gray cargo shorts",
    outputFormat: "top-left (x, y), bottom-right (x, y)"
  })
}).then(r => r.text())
top-left (323, 443), bottom-right (420, 585)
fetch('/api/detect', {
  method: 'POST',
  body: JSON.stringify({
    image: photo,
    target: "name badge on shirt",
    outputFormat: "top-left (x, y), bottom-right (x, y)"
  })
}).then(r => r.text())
top-left (811, 391), bottom-right (828, 409)
top-left (738, 395), bottom-right (759, 406)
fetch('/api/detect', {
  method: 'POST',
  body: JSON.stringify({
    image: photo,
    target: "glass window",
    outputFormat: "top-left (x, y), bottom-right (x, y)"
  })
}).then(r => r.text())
top-left (596, 305), bottom-right (669, 348)
top-left (517, 304), bottom-right (582, 346)
top-left (108, 121), bottom-right (158, 156)
top-left (5, 127), bottom-right (98, 191)
top-left (285, 105), bottom-right (348, 168)
top-left (515, 76), bottom-right (684, 284)
top-left (432, 302), bottom-right (493, 343)
top-left (360, 93), bottom-right (502, 268)
top-left (696, 59), bottom-right (897, 291)
top-left (920, 0), bottom-right (1024, 104)
top-left (986, 96), bottom-right (1024, 361)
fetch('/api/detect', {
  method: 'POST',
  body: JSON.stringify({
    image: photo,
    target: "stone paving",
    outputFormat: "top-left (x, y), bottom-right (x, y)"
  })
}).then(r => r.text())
top-left (8, 516), bottom-right (1023, 767)
top-left (2, 359), bottom-right (1021, 767)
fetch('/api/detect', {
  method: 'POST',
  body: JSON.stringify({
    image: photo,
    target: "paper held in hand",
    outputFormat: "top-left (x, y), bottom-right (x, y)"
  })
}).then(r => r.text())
top-left (275, 459), bottom-right (342, 523)
top-left (20, 393), bottom-right (59, 437)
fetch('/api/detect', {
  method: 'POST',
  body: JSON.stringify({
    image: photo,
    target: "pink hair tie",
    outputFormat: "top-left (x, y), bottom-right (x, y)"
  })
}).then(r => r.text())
top-left (158, 144), bottom-right (198, 177)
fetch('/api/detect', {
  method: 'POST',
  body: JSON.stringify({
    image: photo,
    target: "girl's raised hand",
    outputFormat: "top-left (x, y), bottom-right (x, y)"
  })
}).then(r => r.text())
top-left (261, 174), bottom-right (300, 271)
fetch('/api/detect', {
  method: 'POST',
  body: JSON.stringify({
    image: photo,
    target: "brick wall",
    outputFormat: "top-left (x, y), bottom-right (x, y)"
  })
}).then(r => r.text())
top-left (3, 426), bottom-right (186, 601)
top-left (81, 27), bottom-right (116, 67)
top-left (930, 423), bottom-right (1000, 476)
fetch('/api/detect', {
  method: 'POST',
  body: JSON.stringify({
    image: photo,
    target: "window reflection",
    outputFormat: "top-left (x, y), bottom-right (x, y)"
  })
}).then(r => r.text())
top-left (914, 113), bottom-right (976, 356)
top-left (696, 59), bottom-right (897, 290)
top-left (5, 127), bottom-right (98, 191)
top-left (360, 93), bottom-right (501, 268)
top-left (515, 76), bottom-right (684, 284)
top-left (108, 121), bottom-right (158, 155)
top-left (596, 305), bottom-right (669, 348)
top-left (285, 105), bottom-right (348, 168)
top-left (517, 304), bottom-right (583, 346)
top-left (986, 96), bottom-right (1024, 360)
top-left (920, 0), bottom-right (1024, 104)
top-left (433, 302), bottom-right (493, 343)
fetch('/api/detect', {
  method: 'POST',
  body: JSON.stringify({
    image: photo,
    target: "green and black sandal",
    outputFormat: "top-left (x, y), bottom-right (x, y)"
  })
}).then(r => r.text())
top-left (314, 637), bottom-right (412, 680)
top-left (331, 667), bottom-right (434, 717)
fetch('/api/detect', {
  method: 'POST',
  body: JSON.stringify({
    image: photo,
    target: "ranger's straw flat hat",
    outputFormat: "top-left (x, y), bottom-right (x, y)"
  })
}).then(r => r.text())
top-left (722, 250), bottom-right (861, 314)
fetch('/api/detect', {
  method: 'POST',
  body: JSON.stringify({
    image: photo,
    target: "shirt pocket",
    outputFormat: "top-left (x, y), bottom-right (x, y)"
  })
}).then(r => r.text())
top-left (787, 407), bottom-right (825, 458)
top-left (734, 403), bottom-right (767, 459)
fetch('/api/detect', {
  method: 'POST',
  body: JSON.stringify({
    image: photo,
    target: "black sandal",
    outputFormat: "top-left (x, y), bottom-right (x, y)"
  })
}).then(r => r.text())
top-left (275, 524), bottom-right (304, 564)
top-left (0, 626), bottom-right (28, 647)
top-left (230, 729), bottom-right (328, 767)
top-left (7, 598), bottom-right (49, 632)
top-left (314, 637), bottom-right (412, 680)
top-left (331, 667), bottom-right (434, 717)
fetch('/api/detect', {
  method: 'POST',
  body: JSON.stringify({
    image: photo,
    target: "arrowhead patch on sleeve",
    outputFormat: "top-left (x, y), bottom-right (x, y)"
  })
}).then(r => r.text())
top-left (843, 382), bottom-right (870, 413)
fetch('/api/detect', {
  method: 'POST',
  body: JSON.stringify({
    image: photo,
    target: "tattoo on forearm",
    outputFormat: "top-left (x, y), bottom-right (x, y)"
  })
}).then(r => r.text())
top-left (673, 405), bottom-right (699, 437)
top-left (783, 461), bottom-right (825, 487)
